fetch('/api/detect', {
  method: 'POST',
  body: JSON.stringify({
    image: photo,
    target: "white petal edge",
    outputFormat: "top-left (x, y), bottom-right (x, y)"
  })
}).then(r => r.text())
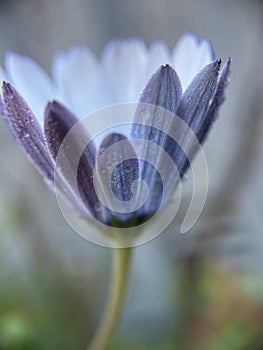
top-left (146, 40), bottom-right (172, 81)
top-left (172, 33), bottom-right (214, 91)
top-left (101, 38), bottom-right (148, 103)
top-left (5, 52), bottom-right (61, 124)
top-left (52, 45), bottom-right (112, 118)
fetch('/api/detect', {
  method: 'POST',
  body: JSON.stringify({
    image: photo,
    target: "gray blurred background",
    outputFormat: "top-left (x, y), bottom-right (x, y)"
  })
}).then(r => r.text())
top-left (0, 0), bottom-right (263, 349)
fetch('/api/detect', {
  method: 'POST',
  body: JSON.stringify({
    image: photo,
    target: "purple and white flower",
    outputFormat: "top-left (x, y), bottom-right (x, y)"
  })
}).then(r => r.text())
top-left (0, 33), bottom-right (230, 228)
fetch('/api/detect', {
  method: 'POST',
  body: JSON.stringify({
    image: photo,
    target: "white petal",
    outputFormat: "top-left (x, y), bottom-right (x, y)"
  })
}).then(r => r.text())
top-left (5, 52), bottom-right (59, 124)
top-left (101, 39), bottom-right (148, 103)
top-left (52, 46), bottom-right (111, 118)
top-left (146, 41), bottom-right (171, 79)
top-left (172, 33), bottom-right (214, 91)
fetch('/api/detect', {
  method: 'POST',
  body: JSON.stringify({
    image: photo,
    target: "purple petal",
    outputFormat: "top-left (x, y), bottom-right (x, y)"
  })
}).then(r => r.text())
top-left (97, 132), bottom-right (140, 224)
top-left (137, 64), bottom-right (182, 112)
top-left (2, 82), bottom-right (55, 182)
top-left (131, 66), bottom-right (183, 216)
top-left (2, 84), bottom-right (92, 218)
top-left (98, 133), bottom-right (139, 202)
top-left (172, 33), bottom-right (215, 91)
top-left (176, 59), bottom-right (221, 130)
top-left (131, 64), bottom-right (182, 144)
top-left (197, 58), bottom-right (231, 143)
top-left (174, 59), bottom-right (222, 175)
top-left (131, 65), bottom-right (182, 142)
top-left (44, 100), bottom-right (95, 163)
top-left (44, 101), bottom-right (104, 221)
top-left (0, 94), bottom-right (5, 118)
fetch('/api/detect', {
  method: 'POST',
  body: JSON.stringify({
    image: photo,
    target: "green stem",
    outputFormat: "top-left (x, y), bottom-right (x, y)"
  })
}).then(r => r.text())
top-left (87, 247), bottom-right (132, 350)
top-left (175, 252), bottom-right (202, 349)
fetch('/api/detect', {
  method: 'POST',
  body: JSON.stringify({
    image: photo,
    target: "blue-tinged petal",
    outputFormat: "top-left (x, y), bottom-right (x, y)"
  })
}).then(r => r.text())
top-left (131, 65), bottom-right (182, 144)
top-left (131, 65), bottom-right (182, 217)
top-left (2, 82), bottom-right (55, 182)
top-left (44, 101), bottom-right (105, 222)
top-left (174, 59), bottom-right (221, 175)
top-left (2, 84), bottom-right (92, 218)
top-left (137, 64), bottom-right (182, 112)
top-left (197, 58), bottom-right (231, 143)
top-left (97, 132), bottom-right (140, 225)
top-left (5, 52), bottom-right (62, 124)
top-left (131, 65), bottom-right (182, 153)
top-left (173, 32), bottom-right (214, 91)
top-left (44, 100), bottom-right (95, 164)
top-left (0, 93), bottom-right (5, 119)
top-left (176, 59), bottom-right (221, 128)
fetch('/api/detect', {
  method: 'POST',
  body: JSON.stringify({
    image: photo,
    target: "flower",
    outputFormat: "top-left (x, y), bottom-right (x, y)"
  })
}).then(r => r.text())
top-left (0, 33), bottom-right (230, 229)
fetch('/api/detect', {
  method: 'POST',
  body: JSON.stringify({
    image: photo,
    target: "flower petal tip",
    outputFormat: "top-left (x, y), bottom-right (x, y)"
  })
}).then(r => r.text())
top-left (138, 63), bottom-right (183, 112)
top-left (224, 57), bottom-right (232, 70)
top-left (1, 80), bottom-right (6, 89)
top-left (2, 81), bottom-right (12, 94)
top-left (44, 100), bottom-right (62, 118)
top-left (161, 63), bottom-right (172, 68)
top-left (205, 59), bottom-right (222, 76)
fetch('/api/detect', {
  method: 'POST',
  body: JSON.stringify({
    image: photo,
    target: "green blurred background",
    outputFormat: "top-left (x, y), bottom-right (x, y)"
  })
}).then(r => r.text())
top-left (0, 0), bottom-right (263, 349)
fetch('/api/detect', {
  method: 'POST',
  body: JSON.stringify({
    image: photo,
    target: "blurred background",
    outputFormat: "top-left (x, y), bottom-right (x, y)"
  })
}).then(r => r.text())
top-left (0, 0), bottom-right (263, 349)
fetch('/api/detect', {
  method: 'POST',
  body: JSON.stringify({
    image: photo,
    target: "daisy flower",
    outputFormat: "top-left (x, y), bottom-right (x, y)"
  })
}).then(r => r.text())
top-left (0, 33), bottom-right (230, 228)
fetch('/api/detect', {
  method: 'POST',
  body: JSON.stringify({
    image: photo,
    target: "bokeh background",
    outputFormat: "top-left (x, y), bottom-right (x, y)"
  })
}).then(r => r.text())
top-left (0, 0), bottom-right (263, 349)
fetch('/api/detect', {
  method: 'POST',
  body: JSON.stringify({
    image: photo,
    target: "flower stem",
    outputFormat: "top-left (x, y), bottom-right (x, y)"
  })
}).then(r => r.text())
top-left (87, 247), bottom-right (132, 350)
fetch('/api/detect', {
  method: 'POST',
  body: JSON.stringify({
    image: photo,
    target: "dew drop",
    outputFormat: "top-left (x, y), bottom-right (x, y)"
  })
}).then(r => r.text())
top-left (182, 173), bottom-right (189, 182)
top-left (44, 176), bottom-right (54, 190)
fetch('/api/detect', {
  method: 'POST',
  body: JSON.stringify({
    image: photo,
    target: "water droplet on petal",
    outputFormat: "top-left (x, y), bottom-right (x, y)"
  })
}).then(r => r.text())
top-left (182, 173), bottom-right (189, 182)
